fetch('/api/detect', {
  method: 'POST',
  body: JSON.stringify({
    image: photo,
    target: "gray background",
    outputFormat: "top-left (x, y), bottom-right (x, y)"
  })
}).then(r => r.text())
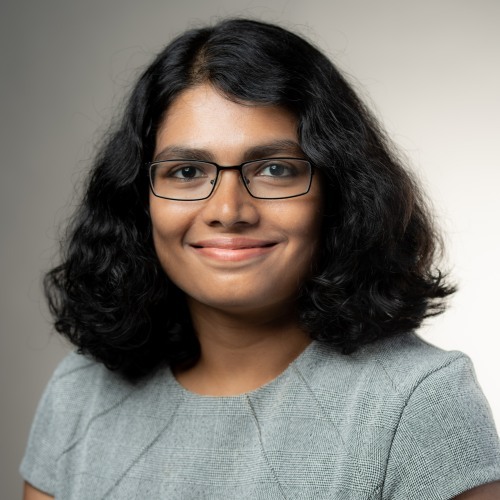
top-left (2, 0), bottom-right (499, 497)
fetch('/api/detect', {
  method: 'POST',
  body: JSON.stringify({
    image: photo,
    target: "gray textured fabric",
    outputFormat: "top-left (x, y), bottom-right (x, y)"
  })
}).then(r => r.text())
top-left (21, 334), bottom-right (500, 499)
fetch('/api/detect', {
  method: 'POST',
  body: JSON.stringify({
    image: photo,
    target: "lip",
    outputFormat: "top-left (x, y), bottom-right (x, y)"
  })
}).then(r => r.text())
top-left (189, 238), bottom-right (279, 262)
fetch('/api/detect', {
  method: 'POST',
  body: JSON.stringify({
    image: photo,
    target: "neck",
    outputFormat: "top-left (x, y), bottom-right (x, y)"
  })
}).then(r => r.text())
top-left (174, 299), bottom-right (311, 396)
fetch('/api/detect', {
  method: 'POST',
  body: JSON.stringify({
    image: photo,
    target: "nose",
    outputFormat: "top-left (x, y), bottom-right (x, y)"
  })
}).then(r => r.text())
top-left (201, 169), bottom-right (260, 228)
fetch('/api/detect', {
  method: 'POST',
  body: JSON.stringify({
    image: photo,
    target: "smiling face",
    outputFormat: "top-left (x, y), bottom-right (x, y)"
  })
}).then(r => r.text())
top-left (149, 84), bottom-right (323, 318)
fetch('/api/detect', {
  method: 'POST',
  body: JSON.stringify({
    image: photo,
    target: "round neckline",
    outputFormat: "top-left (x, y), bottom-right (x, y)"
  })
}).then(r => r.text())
top-left (167, 340), bottom-right (318, 401)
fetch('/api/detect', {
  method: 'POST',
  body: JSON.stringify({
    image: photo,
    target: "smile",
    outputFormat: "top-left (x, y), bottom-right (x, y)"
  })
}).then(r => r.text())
top-left (190, 238), bottom-right (278, 262)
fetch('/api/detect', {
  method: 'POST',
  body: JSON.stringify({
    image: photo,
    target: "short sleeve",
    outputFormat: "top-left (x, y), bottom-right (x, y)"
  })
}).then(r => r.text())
top-left (20, 369), bottom-right (61, 495)
top-left (382, 355), bottom-right (500, 499)
top-left (19, 353), bottom-right (95, 495)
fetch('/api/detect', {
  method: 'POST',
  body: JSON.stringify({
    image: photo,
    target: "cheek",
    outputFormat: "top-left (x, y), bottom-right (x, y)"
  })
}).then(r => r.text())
top-left (273, 197), bottom-right (323, 261)
top-left (294, 200), bottom-right (324, 270)
top-left (296, 216), bottom-right (323, 269)
top-left (150, 201), bottom-right (169, 252)
top-left (149, 199), bottom-right (193, 262)
top-left (279, 180), bottom-right (323, 238)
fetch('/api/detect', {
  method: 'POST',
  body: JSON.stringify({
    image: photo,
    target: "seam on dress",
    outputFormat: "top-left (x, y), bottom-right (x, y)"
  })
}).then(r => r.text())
top-left (369, 485), bottom-right (382, 500)
top-left (59, 388), bottom-right (136, 457)
top-left (245, 394), bottom-right (289, 500)
top-left (100, 390), bottom-right (185, 499)
top-left (379, 356), bottom-right (468, 499)
top-left (290, 364), bottom-right (348, 452)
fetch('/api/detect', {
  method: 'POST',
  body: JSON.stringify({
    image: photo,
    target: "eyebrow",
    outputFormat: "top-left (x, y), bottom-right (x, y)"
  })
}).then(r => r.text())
top-left (153, 139), bottom-right (304, 163)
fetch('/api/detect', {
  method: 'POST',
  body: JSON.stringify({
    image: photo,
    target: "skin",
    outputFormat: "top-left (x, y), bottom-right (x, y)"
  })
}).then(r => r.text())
top-left (23, 484), bottom-right (52, 500)
top-left (150, 84), bottom-right (323, 395)
top-left (23, 83), bottom-right (500, 499)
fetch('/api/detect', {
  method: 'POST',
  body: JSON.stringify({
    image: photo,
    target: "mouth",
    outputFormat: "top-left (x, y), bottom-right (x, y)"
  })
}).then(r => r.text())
top-left (190, 238), bottom-right (279, 262)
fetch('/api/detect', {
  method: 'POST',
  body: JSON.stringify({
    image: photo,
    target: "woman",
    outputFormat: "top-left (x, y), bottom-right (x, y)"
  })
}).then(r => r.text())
top-left (21, 19), bottom-right (500, 499)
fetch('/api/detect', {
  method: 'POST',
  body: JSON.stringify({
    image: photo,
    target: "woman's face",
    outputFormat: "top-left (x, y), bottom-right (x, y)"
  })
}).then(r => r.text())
top-left (150, 84), bottom-right (323, 316)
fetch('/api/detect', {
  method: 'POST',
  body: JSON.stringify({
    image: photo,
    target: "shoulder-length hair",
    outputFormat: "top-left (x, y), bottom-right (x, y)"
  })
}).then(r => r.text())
top-left (45, 18), bottom-right (454, 380)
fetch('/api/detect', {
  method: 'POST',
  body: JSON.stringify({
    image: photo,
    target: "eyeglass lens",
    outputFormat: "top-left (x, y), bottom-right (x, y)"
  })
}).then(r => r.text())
top-left (149, 158), bottom-right (312, 200)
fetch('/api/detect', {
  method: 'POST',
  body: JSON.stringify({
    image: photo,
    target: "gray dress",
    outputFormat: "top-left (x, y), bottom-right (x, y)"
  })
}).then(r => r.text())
top-left (21, 334), bottom-right (500, 499)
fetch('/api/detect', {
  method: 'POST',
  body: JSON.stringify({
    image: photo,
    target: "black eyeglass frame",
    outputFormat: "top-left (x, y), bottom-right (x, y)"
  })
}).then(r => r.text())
top-left (147, 157), bottom-right (315, 201)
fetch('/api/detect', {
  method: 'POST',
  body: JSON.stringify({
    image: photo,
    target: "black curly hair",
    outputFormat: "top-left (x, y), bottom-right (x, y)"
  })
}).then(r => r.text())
top-left (45, 18), bottom-right (455, 380)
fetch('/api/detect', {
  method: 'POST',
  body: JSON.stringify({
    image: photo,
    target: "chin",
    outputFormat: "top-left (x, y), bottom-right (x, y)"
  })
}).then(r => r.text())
top-left (188, 290), bottom-right (292, 316)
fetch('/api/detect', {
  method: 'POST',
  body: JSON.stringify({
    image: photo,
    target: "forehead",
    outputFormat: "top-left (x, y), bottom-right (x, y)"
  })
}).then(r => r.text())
top-left (154, 84), bottom-right (300, 161)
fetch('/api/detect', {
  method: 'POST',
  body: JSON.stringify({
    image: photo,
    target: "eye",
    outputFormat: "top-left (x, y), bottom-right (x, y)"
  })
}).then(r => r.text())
top-left (257, 161), bottom-right (296, 177)
top-left (167, 164), bottom-right (208, 180)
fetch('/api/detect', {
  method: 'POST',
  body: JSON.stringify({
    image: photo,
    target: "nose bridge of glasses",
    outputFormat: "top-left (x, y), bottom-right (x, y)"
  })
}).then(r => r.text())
top-left (211, 164), bottom-right (249, 193)
top-left (210, 165), bottom-right (249, 202)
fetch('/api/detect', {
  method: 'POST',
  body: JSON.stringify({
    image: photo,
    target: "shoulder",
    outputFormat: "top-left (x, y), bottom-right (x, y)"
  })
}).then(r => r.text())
top-left (294, 334), bottom-right (500, 499)
top-left (298, 333), bottom-right (472, 402)
top-left (21, 352), bottom-right (181, 497)
top-left (20, 352), bottom-right (135, 494)
top-left (44, 351), bottom-right (133, 409)
top-left (29, 351), bottom-right (137, 429)
top-left (290, 333), bottom-right (483, 448)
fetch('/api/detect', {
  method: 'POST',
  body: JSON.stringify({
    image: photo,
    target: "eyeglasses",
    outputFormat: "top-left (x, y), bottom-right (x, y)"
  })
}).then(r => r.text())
top-left (147, 158), bottom-right (314, 201)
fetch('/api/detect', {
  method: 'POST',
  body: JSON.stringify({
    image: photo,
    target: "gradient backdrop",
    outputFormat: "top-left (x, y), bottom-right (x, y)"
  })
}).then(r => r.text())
top-left (2, 1), bottom-right (499, 497)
